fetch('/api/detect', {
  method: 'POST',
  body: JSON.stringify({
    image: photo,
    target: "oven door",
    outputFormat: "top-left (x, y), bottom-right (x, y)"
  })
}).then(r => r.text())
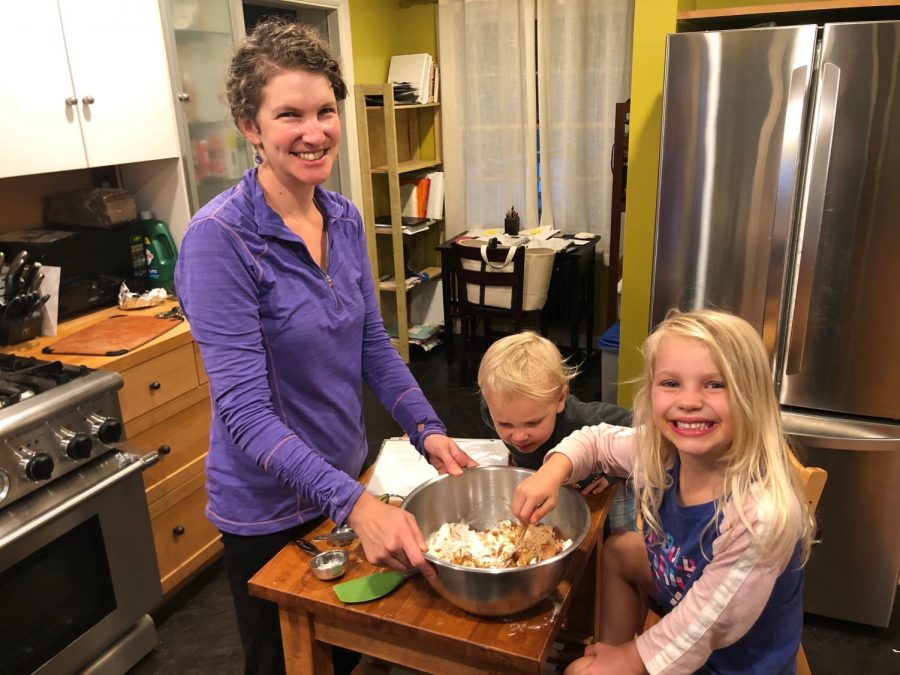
top-left (0, 452), bottom-right (161, 675)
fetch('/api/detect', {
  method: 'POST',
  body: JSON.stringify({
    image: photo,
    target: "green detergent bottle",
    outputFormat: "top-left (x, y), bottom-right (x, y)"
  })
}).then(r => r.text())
top-left (140, 211), bottom-right (178, 293)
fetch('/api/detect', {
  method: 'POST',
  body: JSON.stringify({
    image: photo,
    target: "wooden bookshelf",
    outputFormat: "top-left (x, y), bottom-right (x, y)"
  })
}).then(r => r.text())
top-left (354, 83), bottom-right (444, 362)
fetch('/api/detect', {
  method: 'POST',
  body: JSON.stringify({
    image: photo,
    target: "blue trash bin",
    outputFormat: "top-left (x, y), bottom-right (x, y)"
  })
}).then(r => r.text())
top-left (596, 321), bottom-right (620, 404)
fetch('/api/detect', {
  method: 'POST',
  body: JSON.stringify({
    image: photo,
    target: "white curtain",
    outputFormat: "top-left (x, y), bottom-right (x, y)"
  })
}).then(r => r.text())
top-left (439, 0), bottom-right (538, 234)
top-left (439, 0), bottom-right (634, 256)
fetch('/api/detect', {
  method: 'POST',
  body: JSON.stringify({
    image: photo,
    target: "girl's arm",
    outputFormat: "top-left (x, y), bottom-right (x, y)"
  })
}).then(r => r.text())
top-left (635, 492), bottom-right (802, 673)
top-left (550, 423), bottom-right (637, 482)
top-left (512, 424), bottom-right (637, 523)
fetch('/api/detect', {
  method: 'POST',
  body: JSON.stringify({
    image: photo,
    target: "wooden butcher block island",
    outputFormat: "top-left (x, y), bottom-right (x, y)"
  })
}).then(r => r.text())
top-left (249, 483), bottom-right (613, 674)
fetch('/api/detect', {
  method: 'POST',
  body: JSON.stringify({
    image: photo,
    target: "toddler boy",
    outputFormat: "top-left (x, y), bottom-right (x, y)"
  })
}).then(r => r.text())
top-left (478, 332), bottom-right (635, 531)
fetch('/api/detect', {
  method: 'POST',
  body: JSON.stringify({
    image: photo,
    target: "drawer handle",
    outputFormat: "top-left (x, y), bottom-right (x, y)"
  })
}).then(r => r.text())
top-left (173, 525), bottom-right (185, 536)
top-left (157, 444), bottom-right (172, 455)
top-left (149, 381), bottom-right (161, 390)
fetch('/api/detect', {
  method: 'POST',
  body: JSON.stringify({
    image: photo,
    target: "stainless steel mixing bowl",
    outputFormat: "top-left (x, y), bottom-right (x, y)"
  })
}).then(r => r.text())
top-left (401, 465), bottom-right (591, 616)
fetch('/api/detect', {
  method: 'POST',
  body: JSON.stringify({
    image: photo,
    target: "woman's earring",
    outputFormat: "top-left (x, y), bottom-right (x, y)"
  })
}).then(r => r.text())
top-left (254, 151), bottom-right (263, 165)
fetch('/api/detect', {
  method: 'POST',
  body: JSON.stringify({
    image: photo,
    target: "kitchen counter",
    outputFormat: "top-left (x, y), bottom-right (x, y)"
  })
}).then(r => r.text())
top-left (3, 298), bottom-right (192, 369)
top-left (1, 299), bottom-right (221, 597)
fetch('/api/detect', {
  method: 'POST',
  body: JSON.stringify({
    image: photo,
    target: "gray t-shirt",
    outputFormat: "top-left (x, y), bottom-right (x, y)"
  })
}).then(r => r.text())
top-left (480, 394), bottom-right (632, 470)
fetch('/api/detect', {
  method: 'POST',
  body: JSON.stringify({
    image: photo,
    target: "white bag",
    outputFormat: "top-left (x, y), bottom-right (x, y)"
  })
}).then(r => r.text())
top-left (458, 240), bottom-right (555, 311)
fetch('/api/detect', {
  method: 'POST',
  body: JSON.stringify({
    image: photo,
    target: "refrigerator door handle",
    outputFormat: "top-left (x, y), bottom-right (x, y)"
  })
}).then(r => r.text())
top-left (767, 64), bottom-right (811, 357)
top-left (786, 62), bottom-right (841, 375)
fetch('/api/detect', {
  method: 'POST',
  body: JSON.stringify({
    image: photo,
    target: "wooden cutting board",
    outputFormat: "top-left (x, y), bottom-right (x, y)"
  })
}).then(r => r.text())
top-left (42, 315), bottom-right (183, 357)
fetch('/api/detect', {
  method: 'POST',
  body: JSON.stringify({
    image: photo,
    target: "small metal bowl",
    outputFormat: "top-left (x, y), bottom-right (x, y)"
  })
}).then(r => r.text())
top-left (295, 538), bottom-right (350, 581)
top-left (309, 550), bottom-right (349, 580)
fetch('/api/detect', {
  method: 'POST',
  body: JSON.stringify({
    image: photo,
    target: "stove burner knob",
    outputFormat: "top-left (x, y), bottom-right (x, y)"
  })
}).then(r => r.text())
top-left (23, 453), bottom-right (54, 482)
top-left (65, 433), bottom-right (93, 460)
top-left (86, 414), bottom-right (124, 444)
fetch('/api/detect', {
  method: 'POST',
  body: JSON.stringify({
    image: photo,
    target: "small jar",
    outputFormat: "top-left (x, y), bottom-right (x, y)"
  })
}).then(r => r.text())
top-left (504, 216), bottom-right (520, 236)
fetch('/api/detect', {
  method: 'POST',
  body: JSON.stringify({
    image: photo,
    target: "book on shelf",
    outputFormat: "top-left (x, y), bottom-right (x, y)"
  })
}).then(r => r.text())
top-left (387, 53), bottom-right (433, 105)
top-left (379, 274), bottom-right (423, 291)
top-left (407, 323), bottom-right (440, 341)
top-left (388, 324), bottom-right (442, 351)
top-left (400, 176), bottom-right (432, 219)
top-left (424, 171), bottom-right (444, 219)
top-left (375, 215), bottom-right (431, 235)
top-left (412, 335), bottom-right (442, 352)
top-left (398, 172), bottom-right (443, 221)
top-left (430, 63), bottom-right (440, 103)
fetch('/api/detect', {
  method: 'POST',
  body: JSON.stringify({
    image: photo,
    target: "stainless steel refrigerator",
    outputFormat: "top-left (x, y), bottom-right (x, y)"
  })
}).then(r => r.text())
top-left (650, 21), bottom-right (900, 627)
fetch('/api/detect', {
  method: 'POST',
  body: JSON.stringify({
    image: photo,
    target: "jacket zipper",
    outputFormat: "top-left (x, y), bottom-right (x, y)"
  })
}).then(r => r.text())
top-left (321, 270), bottom-right (340, 310)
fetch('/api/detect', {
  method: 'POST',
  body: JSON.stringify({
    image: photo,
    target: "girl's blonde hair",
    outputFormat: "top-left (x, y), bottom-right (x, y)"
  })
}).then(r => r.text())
top-left (632, 309), bottom-right (815, 564)
top-left (477, 331), bottom-right (578, 402)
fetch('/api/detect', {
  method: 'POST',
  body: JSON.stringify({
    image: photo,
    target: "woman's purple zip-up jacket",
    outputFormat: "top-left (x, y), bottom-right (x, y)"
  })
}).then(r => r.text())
top-left (175, 168), bottom-right (446, 535)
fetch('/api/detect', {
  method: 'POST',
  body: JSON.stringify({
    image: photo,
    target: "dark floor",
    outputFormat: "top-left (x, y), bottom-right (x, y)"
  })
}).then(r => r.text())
top-left (130, 342), bottom-right (899, 674)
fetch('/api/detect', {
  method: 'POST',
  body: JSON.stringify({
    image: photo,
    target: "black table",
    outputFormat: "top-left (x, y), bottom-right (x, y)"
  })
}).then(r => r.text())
top-left (437, 233), bottom-right (600, 363)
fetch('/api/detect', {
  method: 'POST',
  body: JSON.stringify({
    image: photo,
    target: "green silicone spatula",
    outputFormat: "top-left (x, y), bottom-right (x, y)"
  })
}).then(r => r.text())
top-left (333, 568), bottom-right (419, 603)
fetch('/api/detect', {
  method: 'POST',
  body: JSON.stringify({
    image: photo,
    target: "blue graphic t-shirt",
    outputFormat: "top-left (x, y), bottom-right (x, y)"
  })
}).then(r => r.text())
top-left (644, 458), bottom-right (803, 674)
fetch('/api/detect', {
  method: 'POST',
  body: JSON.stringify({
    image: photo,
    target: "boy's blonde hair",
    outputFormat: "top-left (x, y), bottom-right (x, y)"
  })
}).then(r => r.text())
top-left (632, 309), bottom-right (815, 564)
top-left (477, 331), bottom-right (578, 402)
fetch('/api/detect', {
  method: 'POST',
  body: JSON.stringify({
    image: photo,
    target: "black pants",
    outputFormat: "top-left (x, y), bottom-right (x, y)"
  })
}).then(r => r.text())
top-left (220, 523), bottom-right (362, 675)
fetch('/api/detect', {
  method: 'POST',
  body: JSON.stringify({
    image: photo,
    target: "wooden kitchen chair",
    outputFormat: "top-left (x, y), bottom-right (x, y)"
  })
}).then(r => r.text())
top-left (449, 241), bottom-right (530, 384)
top-left (640, 452), bottom-right (827, 674)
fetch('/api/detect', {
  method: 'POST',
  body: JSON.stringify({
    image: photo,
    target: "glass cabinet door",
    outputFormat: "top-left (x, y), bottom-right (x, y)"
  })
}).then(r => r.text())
top-left (169, 0), bottom-right (252, 211)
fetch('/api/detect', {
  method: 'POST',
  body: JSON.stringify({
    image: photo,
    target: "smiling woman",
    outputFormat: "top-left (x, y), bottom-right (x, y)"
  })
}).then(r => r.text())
top-left (173, 17), bottom-right (475, 675)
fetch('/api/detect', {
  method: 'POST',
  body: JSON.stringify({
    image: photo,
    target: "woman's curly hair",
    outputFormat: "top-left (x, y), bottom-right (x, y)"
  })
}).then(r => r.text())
top-left (226, 17), bottom-right (348, 128)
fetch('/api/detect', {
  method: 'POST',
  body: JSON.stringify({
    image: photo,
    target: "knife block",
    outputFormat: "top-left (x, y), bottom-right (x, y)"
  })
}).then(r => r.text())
top-left (0, 310), bottom-right (43, 346)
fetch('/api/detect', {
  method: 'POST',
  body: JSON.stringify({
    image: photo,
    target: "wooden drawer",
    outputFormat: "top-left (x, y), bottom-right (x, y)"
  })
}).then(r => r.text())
top-left (193, 342), bottom-right (208, 385)
top-left (138, 393), bottom-right (211, 506)
top-left (119, 342), bottom-right (200, 422)
top-left (150, 471), bottom-right (222, 595)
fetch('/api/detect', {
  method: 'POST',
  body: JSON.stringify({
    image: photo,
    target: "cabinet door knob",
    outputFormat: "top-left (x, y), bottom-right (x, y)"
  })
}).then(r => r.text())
top-left (157, 444), bottom-right (172, 455)
top-left (149, 381), bottom-right (161, 390)
top-left (177, 92), bottom-right (190, 102)
top-left (173, 525), bottom-right (185, 536)
top-left (65, 96), bottom-right (78, 106)
top-left (82, 95), bottom-right (95, 105)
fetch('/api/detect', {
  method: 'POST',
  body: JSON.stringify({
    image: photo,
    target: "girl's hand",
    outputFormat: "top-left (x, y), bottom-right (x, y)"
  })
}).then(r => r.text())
top-left (424, 434), bottom-right (478, 476)
top-left (346, 491), bottom-right (436, 578)
top-left (565, 640), bottom-right (646, 675)
top-left (511, 453), bottom-right (573, 524)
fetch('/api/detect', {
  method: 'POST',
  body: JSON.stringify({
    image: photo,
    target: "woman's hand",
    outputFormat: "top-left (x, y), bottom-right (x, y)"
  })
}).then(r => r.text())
top-left (565, 640), bottom-right (646, 675)
top-left (511, 453), bottom-right (573, 524)
top-left (423, 434), bottom-right (477, 476)
top-left (346, 491), bottom-right (436, 578)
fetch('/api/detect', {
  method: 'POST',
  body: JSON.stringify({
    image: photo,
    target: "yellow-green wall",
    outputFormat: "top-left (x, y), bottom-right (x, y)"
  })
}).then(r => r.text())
top-left (349, 0), bottom-right (437, 83)
top-left (617, 0), bottom-right (678, 406)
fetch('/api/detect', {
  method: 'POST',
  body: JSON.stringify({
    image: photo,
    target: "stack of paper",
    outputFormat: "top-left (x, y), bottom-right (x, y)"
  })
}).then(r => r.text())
top-left (366, 438), bottom-right (510, 498)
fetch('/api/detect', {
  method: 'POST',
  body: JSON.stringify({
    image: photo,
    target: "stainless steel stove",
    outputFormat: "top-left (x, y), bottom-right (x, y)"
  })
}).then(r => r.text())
top-left (0, 354), bottom-right (124, 509)
top-left (0, 354), bottom-right (161, 675)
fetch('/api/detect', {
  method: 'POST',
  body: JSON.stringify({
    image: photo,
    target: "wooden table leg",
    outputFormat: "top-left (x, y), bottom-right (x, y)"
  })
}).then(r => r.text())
top-left (279, 605), bottom-right (333, 675)
top-left (564, 534), bottom-right (603, 641)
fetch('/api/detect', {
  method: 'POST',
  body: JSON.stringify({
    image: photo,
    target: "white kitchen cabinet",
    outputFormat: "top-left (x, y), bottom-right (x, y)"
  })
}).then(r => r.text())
top-left (0, 0), bottom-right (180, 179)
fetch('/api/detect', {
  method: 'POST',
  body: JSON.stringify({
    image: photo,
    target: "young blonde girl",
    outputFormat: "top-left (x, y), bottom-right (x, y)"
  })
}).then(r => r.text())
top-left (513, 310), bottom-right (815, 675)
